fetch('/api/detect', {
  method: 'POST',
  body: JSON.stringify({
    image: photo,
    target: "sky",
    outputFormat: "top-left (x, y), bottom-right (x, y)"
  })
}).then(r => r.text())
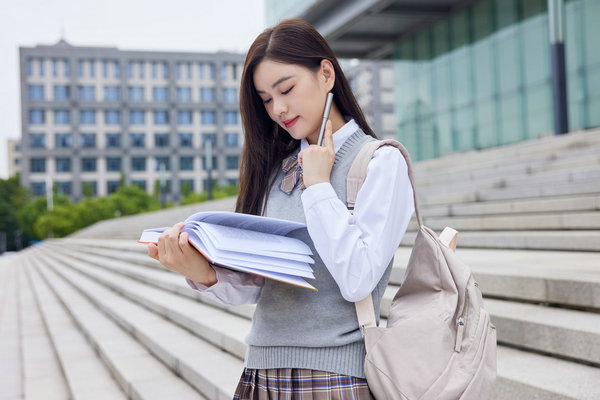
top-left (0, 0), bottom-right (266, 179)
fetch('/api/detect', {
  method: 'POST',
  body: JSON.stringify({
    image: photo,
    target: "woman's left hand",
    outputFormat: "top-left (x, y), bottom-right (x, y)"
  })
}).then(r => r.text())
top-left (298, 120), bottom-right (335, 188)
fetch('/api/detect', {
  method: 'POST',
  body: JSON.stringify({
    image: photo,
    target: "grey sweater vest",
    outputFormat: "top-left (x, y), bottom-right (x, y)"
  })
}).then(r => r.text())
top-left (244, 128), bottom-right (393, 378)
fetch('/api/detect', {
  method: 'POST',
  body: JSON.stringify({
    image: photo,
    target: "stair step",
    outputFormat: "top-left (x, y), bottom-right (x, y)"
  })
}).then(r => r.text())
top-left (0, 260), bottom-right (25, 400)
top-left (28, 251), bottom-right (207, 400)
top-left (401, 230), bottom-right (600, 252)
top-left (24, 256), bottom-right (126, 399)
top-left (35, 247), bottom-right (242, 400)
top-left (421, 194), bottom-right (600, 218)
top-left (390, 247), bottom-right (600, 309)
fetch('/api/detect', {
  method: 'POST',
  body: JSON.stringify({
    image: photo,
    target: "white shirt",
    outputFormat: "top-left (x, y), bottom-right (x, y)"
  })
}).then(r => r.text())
top-left (187, 119), bottom-right (415, 304)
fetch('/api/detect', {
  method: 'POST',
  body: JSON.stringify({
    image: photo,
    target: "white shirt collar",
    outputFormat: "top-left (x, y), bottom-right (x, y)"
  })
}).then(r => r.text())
top-left (300, 119), bottom-right (359, 153)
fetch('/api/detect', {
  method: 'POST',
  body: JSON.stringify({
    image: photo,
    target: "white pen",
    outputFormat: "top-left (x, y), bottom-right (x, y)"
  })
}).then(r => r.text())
top-left (317, 92), bottom-right (334, 146)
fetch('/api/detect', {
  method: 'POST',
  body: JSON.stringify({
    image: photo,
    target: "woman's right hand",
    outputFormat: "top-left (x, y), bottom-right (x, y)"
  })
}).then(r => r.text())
top-left (148, 222), bottom-right (217, 287)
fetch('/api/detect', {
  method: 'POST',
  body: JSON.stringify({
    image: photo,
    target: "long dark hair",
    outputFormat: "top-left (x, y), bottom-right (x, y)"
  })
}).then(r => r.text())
top-left (235, 18), bottom-right (376, 215)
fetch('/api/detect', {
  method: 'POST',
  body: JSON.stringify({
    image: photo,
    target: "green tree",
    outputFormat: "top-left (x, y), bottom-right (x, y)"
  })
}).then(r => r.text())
top-left (0, 175), bottom-right (30, 251)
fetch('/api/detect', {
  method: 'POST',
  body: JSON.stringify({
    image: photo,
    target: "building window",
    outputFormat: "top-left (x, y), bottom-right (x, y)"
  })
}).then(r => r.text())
top-left (153, 87), bottom-right (169, 102)
top-left (155, 156), bottom-right (170, 171)
top-left (131, 157), bottom-right (146, 171)
top-left (53, 85), bottom-right (70, 101)
top-left (104, 86), bottom-right (121, 102)
top-left (198, 63), bottom-right (204, 79)
top-left (129, 110), bottom-right (145, 125)
top-left (114, 61), bottom-right (120, 78)
top-left (179, 156), bottom-right (194, 171)
top-left (208, 63), bottom-right (215, 80)
top-left (178, 133), bottom-right (193, 147)
top-left (186, 62), bottom-right (192, 79)
top-left (132, 180), bottom-right (147, 190)
top-left (89, 59), bottom-right (95, 78)
top-left (226, 156), bottom-right (239, 170)
top-left (138, 61), bottom-right (144, 78)
top-left (39, 58), bottom-right (45, 76)
top-left (78, 86), bottom-right (95, 102)
top-left (224, 111), bottom-right (238, 125)
top-left (64, 59), bottom-right (70, 76)
top-left (127, 61), bottom-right (133, 78)
top-left (28, 85), bottom-right (44, 101)
top-left (153, 110), bottom-right (169, 125)
top-left (106, 157), bottom-right (122, 172)
top-left (130, 133), bottom-right (145, 148)
top-left (201, 111), bottom-right (216, 125)
top-left (80, 109), bottom-right (96, 125)
top-left (128, 86), bottom-right (145, 102)
top-left (78, 59), bottom-right (84, 77)
top-left (180, 179), bottom-right (194, 193)
top-left (29, 133), bottom-right (46, 148)
top-left (30, 158), bottom-right (46, 173)
top-left (177, 111), bottom-right (193, 125)
top-left (81, 157), bottom-right (97, 172)
top-left (162, 61), bottom-right (169, 79)
top-left (175, 62), bottom-right (181, 80)
top-left (28, 109), bottom-right (45, 124)
top-left (56, 182), bottom-right (72, 196)
top-left (225, 132), bottom-right (238, 147)
top-left (105, 110), bottom-right (121, 125)
top-left (55, 157), bottom-right (71, 172)
top-left (221, 64), bottom-right (228, 80)
top-left (223, 88), bottom-right (237, 103)
top-left (154, 133), bottom-right (170, 147)
top-left (80, 133), bottom-right (96, 148)
top-left (54, 110), bottom-right (70, 125)
top-left (31, 182), bottom-right (46, 196)
top-left (55, 133), bottom-right (72, 148)
top-left (26, 58), bottom-right (33, 76)
top-left (107, 180), bottom-right (121, 194)
top-left (152, 61), bottom-right (157, 79)
top-left (176, 87), bottom-right (192, 103)
top-left (202, 133), bottom-right (216, 147)
top-left (103, 59), bottom-right (109, 78)
top-left (200, 87), bottom-right (215, 102)
top-left (105, 133), bottom-right (121, 148)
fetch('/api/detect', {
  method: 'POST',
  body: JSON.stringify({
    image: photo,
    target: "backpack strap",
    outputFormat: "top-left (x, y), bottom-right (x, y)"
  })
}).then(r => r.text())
top-left (347, 139), bottom-right (422, 331)
top-left (346, 139), bottom-right (422, 226)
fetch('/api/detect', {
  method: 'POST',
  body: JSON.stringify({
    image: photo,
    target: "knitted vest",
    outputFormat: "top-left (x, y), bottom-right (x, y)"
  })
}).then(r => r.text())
top-left (244, 128), bottom-right (393, 378)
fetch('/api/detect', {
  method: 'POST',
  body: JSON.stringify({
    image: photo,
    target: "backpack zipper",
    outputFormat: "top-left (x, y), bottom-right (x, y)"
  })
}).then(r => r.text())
top-left (455, 287), bottom-right (469, 352)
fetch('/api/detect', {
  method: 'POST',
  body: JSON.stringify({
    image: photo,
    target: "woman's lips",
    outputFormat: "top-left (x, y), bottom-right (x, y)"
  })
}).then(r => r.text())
top-left (283, 116), bottom-right (299, 128)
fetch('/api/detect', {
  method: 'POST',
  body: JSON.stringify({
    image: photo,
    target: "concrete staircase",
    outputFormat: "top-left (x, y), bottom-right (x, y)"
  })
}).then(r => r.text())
top-left (2, 128), bottom-right (600, 399)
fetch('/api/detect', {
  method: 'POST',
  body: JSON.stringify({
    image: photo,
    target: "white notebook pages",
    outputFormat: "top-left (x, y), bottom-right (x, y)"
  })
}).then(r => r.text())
top-left (138, 211), bottom-right (316, 290)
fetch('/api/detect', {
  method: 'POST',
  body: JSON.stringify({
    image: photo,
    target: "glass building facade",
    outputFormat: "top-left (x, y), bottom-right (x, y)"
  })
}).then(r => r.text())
top-left (394, 0), bottom-right (599, 160)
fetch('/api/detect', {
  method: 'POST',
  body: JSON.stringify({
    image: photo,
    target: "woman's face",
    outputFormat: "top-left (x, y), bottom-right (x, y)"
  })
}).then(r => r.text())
top-left (253, 59), bottom-right (332, 144)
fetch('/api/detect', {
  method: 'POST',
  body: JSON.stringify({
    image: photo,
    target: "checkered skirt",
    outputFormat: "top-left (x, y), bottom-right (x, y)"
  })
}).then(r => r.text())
top-left (233, 368), bottom-right (374, 400)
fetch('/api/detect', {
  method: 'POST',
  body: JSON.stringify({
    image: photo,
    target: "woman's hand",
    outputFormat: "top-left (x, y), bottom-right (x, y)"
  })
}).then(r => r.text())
top-left (148, 222), bottom-right (217, 286)
top-left (298, 120), bottom-right (335, 187)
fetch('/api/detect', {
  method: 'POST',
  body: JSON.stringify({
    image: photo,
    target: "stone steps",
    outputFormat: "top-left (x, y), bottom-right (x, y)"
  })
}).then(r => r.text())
top-left (33, 246), bottom-right (243, 400)
top-left (50, 241), bottom-right (600, 367)
top-left (22, 255), bottom-right (126, 400)
top-left (30, 241), bottom-right (600, 399)
top-left (401, 230), bottom-right (600, 252)
top-left (26, 251), bottom-right (209, 400)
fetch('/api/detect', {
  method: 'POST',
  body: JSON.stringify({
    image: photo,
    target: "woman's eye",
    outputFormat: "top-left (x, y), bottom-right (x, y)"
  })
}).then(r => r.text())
top-left (282, 86), bottom-right (294, 95)
top-left (262, 98), bottom-right (271, 105)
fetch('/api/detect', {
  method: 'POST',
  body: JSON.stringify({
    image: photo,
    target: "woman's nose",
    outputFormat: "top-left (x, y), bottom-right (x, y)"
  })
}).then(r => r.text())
top-left (273, 97), bottom-right (287, 116)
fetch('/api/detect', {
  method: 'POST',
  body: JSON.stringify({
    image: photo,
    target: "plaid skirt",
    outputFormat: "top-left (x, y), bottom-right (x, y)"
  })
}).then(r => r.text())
top-left (233, 368), bottom-right (374, 400)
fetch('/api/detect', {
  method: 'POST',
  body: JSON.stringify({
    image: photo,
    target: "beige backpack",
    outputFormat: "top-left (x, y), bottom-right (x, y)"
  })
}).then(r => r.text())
top-left (347, 139), bottom-right (497, 400)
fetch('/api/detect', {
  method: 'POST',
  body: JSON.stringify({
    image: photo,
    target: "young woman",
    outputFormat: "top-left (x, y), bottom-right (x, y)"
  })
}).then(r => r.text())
top-left (148, 19), bottom-right (414, 399)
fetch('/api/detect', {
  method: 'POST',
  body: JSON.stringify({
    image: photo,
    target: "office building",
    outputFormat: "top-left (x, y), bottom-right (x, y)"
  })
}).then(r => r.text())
top-left (19, 40), bottom-right (244, 202)
top-left (346, 60), bottom-right (396, 140)
top-left (268, 0), bottom-right (599, 161)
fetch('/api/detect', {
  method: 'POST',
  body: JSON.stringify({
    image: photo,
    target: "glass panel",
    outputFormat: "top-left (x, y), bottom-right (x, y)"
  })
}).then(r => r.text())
top-left (522, 14), bottom-right (550, 85)
top-left (499, 93), bottom-right (523, 143)
top-left (583, 0), bottom-right (600, 67)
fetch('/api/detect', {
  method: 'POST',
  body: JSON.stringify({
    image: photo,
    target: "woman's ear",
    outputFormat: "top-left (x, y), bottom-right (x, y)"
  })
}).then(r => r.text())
top-left (320, 59), bottom-right (335, 91)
